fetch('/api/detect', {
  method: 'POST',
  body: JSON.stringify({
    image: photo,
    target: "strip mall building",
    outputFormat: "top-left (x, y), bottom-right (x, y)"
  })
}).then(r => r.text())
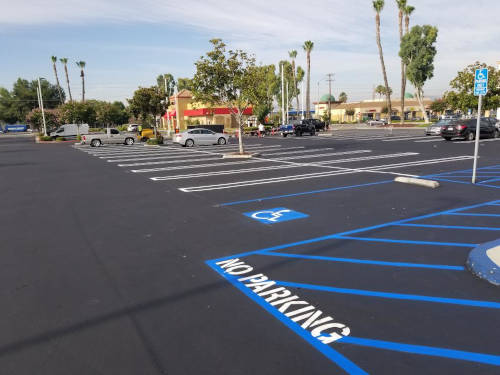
top-left (162, 90), bottom-right (253, 131)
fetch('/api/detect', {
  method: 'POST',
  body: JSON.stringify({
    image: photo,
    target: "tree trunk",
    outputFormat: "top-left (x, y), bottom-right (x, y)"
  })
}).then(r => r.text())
top-left (403, 15), bottom-right (410, 120)
top-left (306, 52), bottom-right (310, 119)
top-left (81, 70), bottom-right (85, 102)
top-left (64, 64), bottom-right (72, 102)
top-left (52, 63), bottom-right (64, 104)
top-left (237, 111), bottom-right (244, 154)
top-left (399, 10), bottom-right (405, 125)
top-left (375, 13), bottom-right (392, 124)
top-left (292, 60), bottom-right (299, 114)
top-left (415, 89), bottom-right (429, 124)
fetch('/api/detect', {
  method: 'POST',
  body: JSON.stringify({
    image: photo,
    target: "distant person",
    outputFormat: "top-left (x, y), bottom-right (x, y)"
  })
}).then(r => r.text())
top-left (258, 123), bottom-right (265, 138)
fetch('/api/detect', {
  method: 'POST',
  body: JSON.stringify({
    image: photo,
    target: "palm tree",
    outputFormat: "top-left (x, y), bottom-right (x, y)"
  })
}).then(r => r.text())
top-left (339, 92), bottom-right (348, 103)
top-left (51, 56), bottom-right (64, 104)
top-left (302, 41), bottom-right (314, 118)
top-left (373, 0), bottom-right (392, 123)
top-left (289, 50), bottom-right (299, 113)
top-left (59, 58), bottom-right (72, 102)
top-left (396, 0), bottom-right (407, 124)
top-left (76, 61), bottom-right (86, 102)
top-left (402, 5), bottom-right (415, 120)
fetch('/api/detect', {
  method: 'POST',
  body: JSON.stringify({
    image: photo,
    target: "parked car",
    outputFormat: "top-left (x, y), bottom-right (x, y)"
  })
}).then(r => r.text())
top-left (173, 128), bottom-right (229, 147)
top-left (302, 119), bottom-right (326, 131)
top-left (426, 120), bottom-right (451, 136)
top-left (390, 115), bottom-right (401, 121)
top-left (367, 119), bottom-right (387, 126)
top-left (440, 119), bottom-right (498, 141)
top-left (279, 122), bottom-right (316, 137)
top-left (81, 128), bottom-right (135, 147)
top-left (50, 124), bottom-right (89, 139)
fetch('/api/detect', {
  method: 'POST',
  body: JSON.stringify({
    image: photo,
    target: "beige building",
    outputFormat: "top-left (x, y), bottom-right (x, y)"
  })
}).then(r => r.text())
top-left (315, 98), bottom-right (434, 123)
top-left (162, 90), bottom-right (253, 131)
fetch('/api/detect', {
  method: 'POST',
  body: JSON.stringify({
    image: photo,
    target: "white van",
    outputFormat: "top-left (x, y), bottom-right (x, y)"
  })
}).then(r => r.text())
top-left (50, 124), bottom-right (89, 138)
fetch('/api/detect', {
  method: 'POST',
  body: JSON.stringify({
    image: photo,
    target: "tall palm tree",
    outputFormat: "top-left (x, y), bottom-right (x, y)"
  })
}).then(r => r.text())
top-left (59, 58), bottom-right (72, 102)
top-left (302, 41), bottom-right (314, 118)
top-left (289, 50), bottom-right (299, 113)
top-left (396, 0), bottom-right (407, 124)
top-left (51, 56), bottom-right (64, 104)
top-left (373, 0), bottom-right (392, 123)
top-left (76, 61), bottom-right (86, 102)
top-left (404, 5), bottom-right (415, 34)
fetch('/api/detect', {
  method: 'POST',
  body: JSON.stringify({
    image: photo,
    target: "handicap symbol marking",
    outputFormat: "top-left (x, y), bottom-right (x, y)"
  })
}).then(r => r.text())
top-left (474, 68), bottom-right (488, 96)
top-left (244, 207), bottom-right (309, 224)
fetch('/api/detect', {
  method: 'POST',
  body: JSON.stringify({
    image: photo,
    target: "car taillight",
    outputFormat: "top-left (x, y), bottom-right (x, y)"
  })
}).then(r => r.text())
top-left (456, 125), bottom-right (467, 130)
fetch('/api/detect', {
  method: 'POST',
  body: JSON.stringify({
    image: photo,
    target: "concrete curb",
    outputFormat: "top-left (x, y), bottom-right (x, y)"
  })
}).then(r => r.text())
top-left (394, 177), bottom-right (440, 189)
top-left (222, 153), bottom-right (261, 159)
top-left (466, 239), bottom-right (500, 286)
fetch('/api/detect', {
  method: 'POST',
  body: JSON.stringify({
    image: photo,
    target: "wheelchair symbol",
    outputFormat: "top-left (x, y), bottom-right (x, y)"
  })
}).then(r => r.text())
top-left (476, 70), bottom-right (486, 80)
top-left (251, 209), bottom-right (292, 223)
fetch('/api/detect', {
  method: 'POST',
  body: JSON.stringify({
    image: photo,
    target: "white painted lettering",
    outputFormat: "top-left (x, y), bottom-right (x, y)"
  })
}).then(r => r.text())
top-left (278, 301), bottom-right (309, 313)
top-left (285, 305), bottom-right (315, 318)
top-left (265, 289), bottom-right (292, 303)
top-left (245, 280), bottom-right (276, 294)
top-left (311, 323), bottom-right (350, 344)
top-left (226, 265), bottom-right (254, 275)
top-left (257, 287), bottom-right (286, 297)
top-left (216, 258), bottom-right (243, 268)
top-left (269, 295), bottom-right (299, 306)
top-left (238, 273), bottom-right (265, 282)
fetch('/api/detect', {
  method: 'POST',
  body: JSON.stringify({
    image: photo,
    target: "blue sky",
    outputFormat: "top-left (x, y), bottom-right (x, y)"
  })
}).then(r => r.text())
top-left (1, 0), bottom-right (499, 105)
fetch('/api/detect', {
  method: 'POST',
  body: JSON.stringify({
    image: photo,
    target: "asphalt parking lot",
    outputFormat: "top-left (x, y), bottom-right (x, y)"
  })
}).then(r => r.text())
top-left (1, 129), bottom-right (499, 374)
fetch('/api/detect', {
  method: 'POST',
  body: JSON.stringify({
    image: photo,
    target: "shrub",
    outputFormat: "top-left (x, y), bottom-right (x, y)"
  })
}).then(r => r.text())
top-left (146, 137), bottom-right (163, 145)
top-left (55, 137), bottom-right (66, 141)
top-left (39, 135), bottom-right (52, 141)
top-left (76, 135), bottom-right (82, 142)
top-left (89, 128), bottom-right (103, 133)
top-left (116, 125), bottom-right (128, 132)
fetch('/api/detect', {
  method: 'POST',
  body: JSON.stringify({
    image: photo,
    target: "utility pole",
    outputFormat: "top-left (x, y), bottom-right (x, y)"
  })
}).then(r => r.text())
top-left (174, 86), bottom-right (180, 133)
top-left (37, 78), bottom-right (47, 137)
top-left (286, 81), bottom-right (289, 124)
top-left (281, 63), bottom-right (285, 125)
top-left (326, 73), bottom-right (335, 127)
top-left (301, 81), bottom-right (305, 119)
top-left (164, 76), bottom-right (171, 136)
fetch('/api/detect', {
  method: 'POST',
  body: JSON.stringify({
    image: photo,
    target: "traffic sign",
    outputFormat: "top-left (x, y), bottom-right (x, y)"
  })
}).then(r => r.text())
top-left (244, 207), bottom-right (308, 224)
top-left (474, 68), bottom-right (488, 96)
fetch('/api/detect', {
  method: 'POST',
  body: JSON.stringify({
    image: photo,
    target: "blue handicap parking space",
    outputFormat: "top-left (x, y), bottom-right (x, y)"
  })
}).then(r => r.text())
top-left (244, 207), bottom-right (309, 224)
top-left (427, 164), bottom-right (500, 189)
top-left (208, 200), bottom-right (500, 373)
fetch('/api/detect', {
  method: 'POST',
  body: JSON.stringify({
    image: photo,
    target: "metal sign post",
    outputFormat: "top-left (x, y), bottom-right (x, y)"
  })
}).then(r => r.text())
top-left (472, 68), bottom-right (488, 184)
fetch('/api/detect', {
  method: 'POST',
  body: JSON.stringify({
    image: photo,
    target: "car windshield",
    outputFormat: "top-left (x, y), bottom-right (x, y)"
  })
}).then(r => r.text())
top-left (434, 120), bottom-right (451, 126)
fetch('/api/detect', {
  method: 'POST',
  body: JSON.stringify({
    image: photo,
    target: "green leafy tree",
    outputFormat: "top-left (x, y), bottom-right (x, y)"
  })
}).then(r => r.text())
top-left (59, 58), bottom-right (72, 102)
top-left (0, 78), bottom-right (62, 124)
top-left (444, 62), bottom-right (500, 113)
top-left (156, 73), bottom-right (176, 99)
top-left (177, 77), bottom-right (194, 91)
top-left (75, 61), bottom-right (86, 102)
top-left (51, 56), bottom-right (64, 104)
top-left (192, 39), bottom-right (259, 154)
top-left (127, 87), bottom-right (166, 134)
top-left (400, 25), bottom-right (438, 123)
top-left (375, 84), bottom-right (392, 99)
top-left (339, 92), bottom-right (348, 103)
top-left (59, 101), bottom-right (97, 126)
top-left (430, 98), bottom-right (447, 114)
top-left (302, 41), bottom-right (314, 118)
top-left (373, 0), bottom-right (392, 123)
top-left (26, 108), bottom-right (61, 131)
top-left (250, 64), bottom-right (280, 125)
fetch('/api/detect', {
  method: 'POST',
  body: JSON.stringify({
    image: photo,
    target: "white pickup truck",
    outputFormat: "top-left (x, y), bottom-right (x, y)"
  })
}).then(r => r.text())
top-left (81, 128), bottom-right (135, 147)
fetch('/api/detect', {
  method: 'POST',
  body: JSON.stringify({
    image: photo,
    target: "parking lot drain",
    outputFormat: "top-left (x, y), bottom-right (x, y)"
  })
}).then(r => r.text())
top-left (394, 176), bottom-right (440, 189)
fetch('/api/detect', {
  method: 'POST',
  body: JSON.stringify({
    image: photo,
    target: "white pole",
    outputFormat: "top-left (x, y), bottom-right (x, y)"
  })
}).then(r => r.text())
top-left (38, 78), bottom-right (47, 136)
top-left (164, 76), bottom-right (170, 136)
top-left (174, 86), bottom-right (180, 133)
top-left (286, 81), bottom-right (289, 124)
top-left (281, 63), bottom-right (285, 125)
top-left (472, 95), bottom-right (482, 184)
top-left (301, 81), bottom-right (305, 119)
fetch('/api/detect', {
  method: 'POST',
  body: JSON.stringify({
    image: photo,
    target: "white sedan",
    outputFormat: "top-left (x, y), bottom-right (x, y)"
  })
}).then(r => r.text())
top-left (173, 128), bottom-right (229, 147)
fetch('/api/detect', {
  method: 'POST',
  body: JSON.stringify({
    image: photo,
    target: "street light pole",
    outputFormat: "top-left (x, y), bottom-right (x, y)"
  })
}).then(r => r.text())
top-left (37, 78), bottom-right (47, 136)
top-left (472, 94), bottom-right (482, 184)
top-left (281, 63), bottom-right (285, 125)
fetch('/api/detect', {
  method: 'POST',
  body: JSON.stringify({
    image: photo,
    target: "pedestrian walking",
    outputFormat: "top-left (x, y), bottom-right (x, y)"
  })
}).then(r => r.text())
top-left (258, 123), bottom-right (265, 138)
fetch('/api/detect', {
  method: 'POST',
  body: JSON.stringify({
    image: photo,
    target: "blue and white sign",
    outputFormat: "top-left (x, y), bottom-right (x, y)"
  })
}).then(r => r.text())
top-left (244, 207), bottom-right (308, 224)
top-left (474, 68), bottom-right (488, 96)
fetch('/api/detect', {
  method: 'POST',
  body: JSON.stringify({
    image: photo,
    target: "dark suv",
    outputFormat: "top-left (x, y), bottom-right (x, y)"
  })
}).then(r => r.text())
top-left (441, 119), bottom-right (498, 141)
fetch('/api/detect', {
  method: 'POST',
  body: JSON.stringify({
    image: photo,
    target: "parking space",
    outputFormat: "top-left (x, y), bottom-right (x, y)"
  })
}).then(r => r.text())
top-left (207, 200), bottom-right (500, 374)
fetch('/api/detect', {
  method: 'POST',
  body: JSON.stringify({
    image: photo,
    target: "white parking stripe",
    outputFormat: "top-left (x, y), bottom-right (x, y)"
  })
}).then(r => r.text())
top-left (131, 159), bottom-right (268, 173)
top-left (414, 138), bottom-right (444, 143)
top-left (149, 152), bottom-right (420, 181)
top-left (382, 136), bottom-right (428, 142)
top-left (177, 156), bottom-right (473, 192)
top-left (274, 150), bottom-right (371, 160)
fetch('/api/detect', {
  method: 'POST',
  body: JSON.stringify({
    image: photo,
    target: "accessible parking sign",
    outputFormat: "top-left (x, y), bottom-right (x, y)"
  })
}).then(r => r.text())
top-left (244, 207), bottom-right (308, 224)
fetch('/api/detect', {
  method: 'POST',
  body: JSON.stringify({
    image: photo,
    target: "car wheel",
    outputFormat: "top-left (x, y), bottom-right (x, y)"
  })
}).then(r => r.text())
top-left (494, 130), bottom-right (499, 138)
top-left (91, 139), bottom-right (101, 147)
top-left (310, 129), bottom-right (316, 136)
top-left (467, 132), bottom-right (475, 141)
top-left (282, 133), bottom-right (287, 138)
top-left (141, 137), bottom-right (148, 142)
top-left (217, 137), bottom-right (227, 145)
top-left (125, 137), bottom-right (134, 145)
top-left (443, 137), bottom-right (452, 141)
top-left (185, 139), bottom-right (194, 147)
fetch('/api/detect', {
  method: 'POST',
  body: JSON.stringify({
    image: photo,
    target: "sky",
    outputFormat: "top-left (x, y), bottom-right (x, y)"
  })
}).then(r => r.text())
top-left (1, 0), bottom-right (499, 105)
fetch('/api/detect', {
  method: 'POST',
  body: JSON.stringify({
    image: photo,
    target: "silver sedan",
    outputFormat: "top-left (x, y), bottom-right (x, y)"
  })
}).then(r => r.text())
top-left (173, 128), bottom-right (229, 147)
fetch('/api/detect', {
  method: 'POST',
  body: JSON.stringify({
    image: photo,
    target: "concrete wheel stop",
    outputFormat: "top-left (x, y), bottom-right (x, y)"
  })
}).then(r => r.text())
top-left (466, 239), bottom-right (500, 286)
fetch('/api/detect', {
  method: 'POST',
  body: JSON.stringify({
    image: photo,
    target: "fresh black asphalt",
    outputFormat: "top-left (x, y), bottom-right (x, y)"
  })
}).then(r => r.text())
top-left (0, 130), bottom-right (499, 374)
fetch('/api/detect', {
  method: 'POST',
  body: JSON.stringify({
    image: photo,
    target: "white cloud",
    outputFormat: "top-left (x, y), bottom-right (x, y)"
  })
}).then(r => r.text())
top-left (2, 0), bottom-right (499, 102)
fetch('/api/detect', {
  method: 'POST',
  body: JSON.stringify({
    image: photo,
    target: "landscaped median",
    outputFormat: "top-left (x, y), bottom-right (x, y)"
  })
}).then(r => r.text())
top-left (35, 135), bottom-right (79, 144)
top-left (467, 239), bottom-right (500, 286)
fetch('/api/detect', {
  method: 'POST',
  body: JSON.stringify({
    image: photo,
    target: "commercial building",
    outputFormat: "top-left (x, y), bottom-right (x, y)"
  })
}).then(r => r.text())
top-left (162, 90), bottom-right (253, 131)
top-left (314, 96), bottom-right (433, 123)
